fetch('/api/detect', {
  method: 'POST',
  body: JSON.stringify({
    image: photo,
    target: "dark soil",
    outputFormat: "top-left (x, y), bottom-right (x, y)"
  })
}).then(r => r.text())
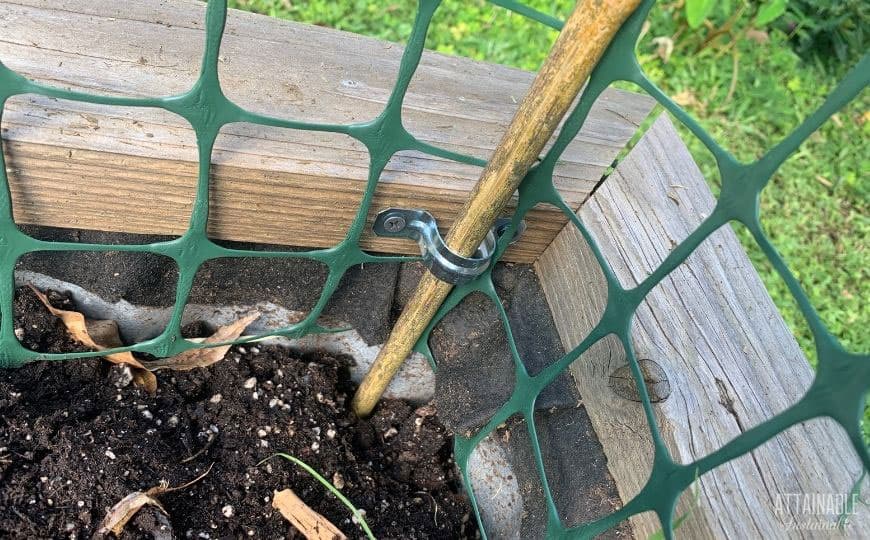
top-left (0, 287), bottom-right (477, 539)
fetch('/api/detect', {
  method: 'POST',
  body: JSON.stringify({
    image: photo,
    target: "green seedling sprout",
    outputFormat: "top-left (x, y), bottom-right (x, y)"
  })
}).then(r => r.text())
top-left (260, 453), bottom-right (376, 540)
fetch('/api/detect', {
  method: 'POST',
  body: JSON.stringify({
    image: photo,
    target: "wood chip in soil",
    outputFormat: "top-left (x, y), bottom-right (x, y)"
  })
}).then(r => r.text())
top-left (0, 286), bottom-right (478, 539)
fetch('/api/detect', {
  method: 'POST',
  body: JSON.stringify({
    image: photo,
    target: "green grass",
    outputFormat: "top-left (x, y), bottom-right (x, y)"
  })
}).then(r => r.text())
top-left (260, 453), bottom-right (376, 539)
top-left (226, 1), bottom-right (868, 437)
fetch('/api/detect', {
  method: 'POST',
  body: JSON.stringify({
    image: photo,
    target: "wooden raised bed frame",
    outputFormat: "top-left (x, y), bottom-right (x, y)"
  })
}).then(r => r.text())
top-left (2, 1), bottom-right (866, 537)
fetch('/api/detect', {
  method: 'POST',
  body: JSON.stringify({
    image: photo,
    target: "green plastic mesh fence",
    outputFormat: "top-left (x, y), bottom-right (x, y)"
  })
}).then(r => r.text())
top-left (0, 0), bottom-right (867, 537)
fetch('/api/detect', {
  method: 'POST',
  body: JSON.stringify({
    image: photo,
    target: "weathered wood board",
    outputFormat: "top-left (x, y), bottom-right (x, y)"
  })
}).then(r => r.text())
top-left (0, 0), bottom-right (654, 262)
top-left (535, 115), bottom-right (868, 538)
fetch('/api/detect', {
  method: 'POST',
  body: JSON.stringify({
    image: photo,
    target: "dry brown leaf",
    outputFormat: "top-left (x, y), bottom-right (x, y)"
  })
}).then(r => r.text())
top-left (86, 319), bottom-right (125, 348)
top-left (143, 312), bottom-right (260, 372)
top-left (651, 36), bottom-right (674, 63)
top-left (745, 28), bottom-right (769, 44)
top-left (273, 488), bottom-right (347, 540)
top-left (96, 464), bottom-right (213, 537)
top-left (29, 285), bottom-right (157, 393)
top-left (672, 89), bottom-right (706, 114)
top-left (815, 175), bottom-right (833, 188)
top-left (95, 490), bottom-right (167, 537)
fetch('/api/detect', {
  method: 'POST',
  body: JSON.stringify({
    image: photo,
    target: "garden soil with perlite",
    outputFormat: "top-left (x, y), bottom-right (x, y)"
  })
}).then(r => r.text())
top-left (0, 287), bottom-right (477, 539)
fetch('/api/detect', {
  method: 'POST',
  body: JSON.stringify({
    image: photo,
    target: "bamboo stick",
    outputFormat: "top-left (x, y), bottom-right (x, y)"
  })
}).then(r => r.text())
top-left (352, 0), bottom-right (642, 417)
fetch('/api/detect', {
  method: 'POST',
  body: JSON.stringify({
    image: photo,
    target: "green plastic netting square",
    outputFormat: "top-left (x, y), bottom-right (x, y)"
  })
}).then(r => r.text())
top-left (0, 1), bottom-right (866, 537)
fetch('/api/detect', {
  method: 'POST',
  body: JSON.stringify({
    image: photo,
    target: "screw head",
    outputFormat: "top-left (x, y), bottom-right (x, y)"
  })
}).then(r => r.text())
top-left (383, 215), bottom-right (406, 233)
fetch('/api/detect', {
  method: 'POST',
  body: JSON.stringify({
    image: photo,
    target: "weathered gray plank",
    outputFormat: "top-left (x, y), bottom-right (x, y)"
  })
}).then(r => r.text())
top-left (535, 115), bottom-right (868, 538)
top-left (0, 0), bottom-right (653, 261)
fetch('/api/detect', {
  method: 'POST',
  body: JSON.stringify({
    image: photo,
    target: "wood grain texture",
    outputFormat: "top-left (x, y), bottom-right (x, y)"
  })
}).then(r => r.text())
top-left (0, 0), bottom-right (654, 261)
top-left (351, 0), bottom-right (642, 417)
top-left (535, 115), bottom-right (869, 538)
top-left (444, 0), bottom-right (642, 255)
top-left (272, 489), bottom-right (347, 540)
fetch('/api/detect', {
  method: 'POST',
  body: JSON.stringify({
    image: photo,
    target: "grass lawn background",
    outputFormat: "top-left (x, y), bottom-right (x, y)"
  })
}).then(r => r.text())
top-left (226, 1), bottom-right (868, 437)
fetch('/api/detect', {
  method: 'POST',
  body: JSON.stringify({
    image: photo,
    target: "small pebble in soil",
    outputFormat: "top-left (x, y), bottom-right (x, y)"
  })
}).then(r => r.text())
top-left (0, 287), bottom-right (478, 539)
top-left (114, 365), bottom-right (133, 388)
top-left (351, 509), bottom-right (368, 525)
top-left (333, 472), bottom-right (345, 489)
